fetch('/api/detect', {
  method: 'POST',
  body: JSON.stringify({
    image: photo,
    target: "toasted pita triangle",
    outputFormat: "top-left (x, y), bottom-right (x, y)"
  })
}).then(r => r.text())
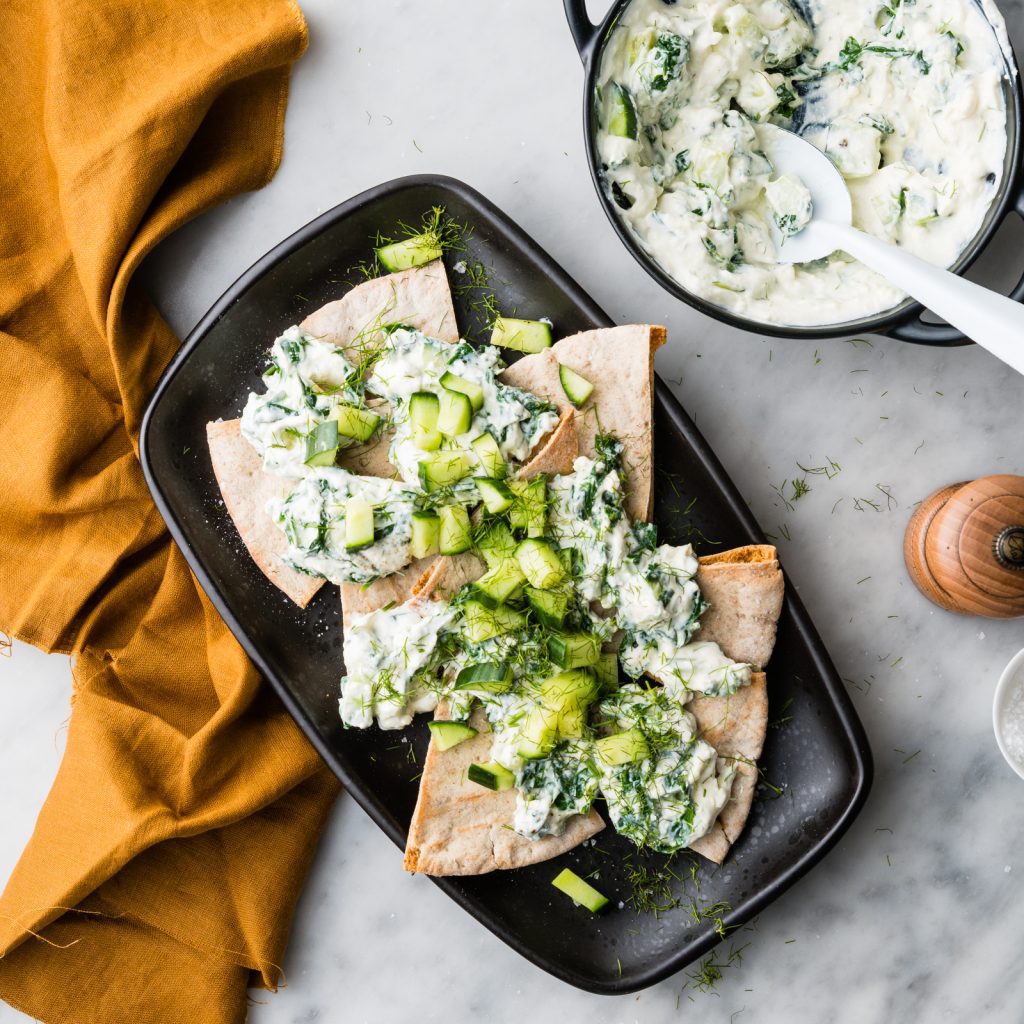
top-left (500, 324), bottom-right (665, 521)
top-left (696, 545), bottom-right (784, 670)
top-left (207, 419), bottom-right (323, 608)
top-left (207, 418), bottom-right (403, 609)
top-left (658, 545), bottom-right (782, 864)
top-left (207, 264), bottom-right (456, 605)
top-left (301, 259), bottom-right (459, 354)
top-left (403, 706), bottom-right (604, 876)
top-left (688, 672), bottom-right (768, 865)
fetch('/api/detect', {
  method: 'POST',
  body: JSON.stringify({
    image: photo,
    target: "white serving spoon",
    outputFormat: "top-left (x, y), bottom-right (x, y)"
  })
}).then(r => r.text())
top-left (759, 123), bottom-right (1024, 375)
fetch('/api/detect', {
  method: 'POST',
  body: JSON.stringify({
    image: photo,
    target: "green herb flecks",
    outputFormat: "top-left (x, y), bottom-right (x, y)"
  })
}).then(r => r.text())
top-left (820, 36), bottom-right (931, 76)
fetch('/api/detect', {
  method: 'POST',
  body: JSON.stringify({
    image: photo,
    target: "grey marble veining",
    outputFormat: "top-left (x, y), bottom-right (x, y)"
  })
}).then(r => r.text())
top-left (4, 1), bottom-right (1024, 1021)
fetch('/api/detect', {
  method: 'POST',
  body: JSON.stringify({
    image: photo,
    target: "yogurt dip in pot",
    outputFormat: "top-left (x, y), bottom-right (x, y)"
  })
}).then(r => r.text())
top-left (591, 0), bottom-right (1013, 328)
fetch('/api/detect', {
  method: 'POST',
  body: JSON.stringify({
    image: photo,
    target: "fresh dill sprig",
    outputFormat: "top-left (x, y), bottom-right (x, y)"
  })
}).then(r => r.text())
top-left (347, 205), bottom-right (471, 283)
top-left (625, 862), bottom-right (684, 917)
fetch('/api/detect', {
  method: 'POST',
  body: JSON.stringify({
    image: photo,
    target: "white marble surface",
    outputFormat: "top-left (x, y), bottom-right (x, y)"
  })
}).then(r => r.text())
top-left (4, 0), bottom-right (1024, 1020)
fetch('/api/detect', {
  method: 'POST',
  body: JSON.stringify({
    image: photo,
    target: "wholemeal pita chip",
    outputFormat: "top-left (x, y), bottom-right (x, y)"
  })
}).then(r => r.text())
top-left (341, 393), bottom-right (580, 624)
top-left (688, 672), bottom-right (768, 865)
top-left (207, 419), bottom-right (323, 607)
top-left (207, 418), bottom-right (404, 608)
top-left (696, 545), bottom-right (784, 669)
top-left (207, 263), bottom-right (455, 605)
top-left (500, 325), bottom-right (665, 521)
top-left (403, 706), bottom-right (605, 876)
top-left (301, 259), bottom-right (459, 354)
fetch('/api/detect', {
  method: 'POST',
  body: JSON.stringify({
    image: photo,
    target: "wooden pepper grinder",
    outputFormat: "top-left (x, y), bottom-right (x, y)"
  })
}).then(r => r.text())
top-left (904, 474), bottom-right (1024, 618)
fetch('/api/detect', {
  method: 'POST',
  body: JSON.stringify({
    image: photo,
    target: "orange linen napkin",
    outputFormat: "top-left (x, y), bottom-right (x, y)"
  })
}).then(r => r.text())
top-left (0, 1), bottom-right (342, 1021)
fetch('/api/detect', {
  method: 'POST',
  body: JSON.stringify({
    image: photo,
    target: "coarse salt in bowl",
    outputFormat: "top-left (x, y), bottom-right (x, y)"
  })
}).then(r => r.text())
top-left (993, 648), bottom-right (1024, 782)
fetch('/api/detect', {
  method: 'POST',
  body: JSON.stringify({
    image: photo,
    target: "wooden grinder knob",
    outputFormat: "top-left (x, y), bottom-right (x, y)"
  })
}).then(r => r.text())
top-left (904, 474), bottom-right (1024, 618)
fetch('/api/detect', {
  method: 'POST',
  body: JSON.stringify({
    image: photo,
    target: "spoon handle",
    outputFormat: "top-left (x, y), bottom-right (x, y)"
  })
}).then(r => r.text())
top-left (822, 222), bottom-right (1024, 375)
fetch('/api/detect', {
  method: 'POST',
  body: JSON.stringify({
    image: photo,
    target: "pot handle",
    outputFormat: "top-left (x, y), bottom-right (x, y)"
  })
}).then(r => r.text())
top-left (887, 189), bottom-right (1024, 347)
top-left (563, 0), bottom-right (601, 62)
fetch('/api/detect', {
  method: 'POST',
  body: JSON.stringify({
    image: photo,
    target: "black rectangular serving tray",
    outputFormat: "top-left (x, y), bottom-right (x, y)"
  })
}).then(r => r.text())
top-left (140, 175), bottom-right (873, 995)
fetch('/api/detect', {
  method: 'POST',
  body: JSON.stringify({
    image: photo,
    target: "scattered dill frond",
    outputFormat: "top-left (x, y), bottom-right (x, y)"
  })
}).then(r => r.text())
top-left (797, 457), bottom-right (842, 480)
top-left (626, 863), bottom-right (684, 917)
top-left (683, 941), bottom-right (749, 995)
top-left (768, 697), bottom-right (794, 729)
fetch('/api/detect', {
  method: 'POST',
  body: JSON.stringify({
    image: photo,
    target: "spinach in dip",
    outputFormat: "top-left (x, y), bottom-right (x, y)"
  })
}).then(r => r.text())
top-left (240, 326), bottom-right (365, 477)
top-left (547, 437), bottom-right (752, 696)
top-left (597, 684), bottom-right (737, 853)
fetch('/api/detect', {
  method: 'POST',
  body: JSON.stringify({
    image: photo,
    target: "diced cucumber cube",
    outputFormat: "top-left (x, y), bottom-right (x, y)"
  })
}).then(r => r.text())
top-left (472, 558), bottom-right (526, 607)
top-left (524, 586), bottom-right (569, 629)
top-left (606, 82), bottom-right (638, 140)
top-left (409, 391), bottom-right (440, 430)
top-left (344, 497), bottom-right (375, 551)
top-left (305, 418), bottom-right (339, 467)
top-left (440, 371), bottom-right (484, 411)
top-left (594, 650), bottom-right (620, 692)
top-left (461, 600), bottom-right (527, 643)
top-left (552, 868), bottom-right (609, 914)
top-left (547, 632), bottom-right (601, 670)
top-left (595, 728), bottom-right (649, 766)
top-left (418, 450), bottom-right (472, 491)
top-left (509, 476), bottom-right (547, 536)
top-left (517, 703), bottom-right (562, 761)
top-left (414, 426), bottom-right (443, 452)
top-left (439, 504), bottom-right (471, 554)
top-left (515, 538), bottom-right (566, 590)
top-left (476, 477), bottom-right (514, 515)
top-left (467, 761), bottom-right (515, 791)
top-left (470, 431), bottom-right (507, 479)
top-left (437, 388), bottom-right (473, 437)
top-left (737, 69), bottom-right (783, 121)
top-left (410, 392), bottom-right (442, 451)
top-left (454, 660), bottom-right (513, 692)
top-left (410, 511), bottom-right (440, 559)
top-left (427, 720), bottom-right (478, 751)
top-left (490, 317), bottom-right (553, 354)
top-left (475, 520), bottom-right (518, 568)
top-left (558, 364), bottom-right (594, 408)
top-left (518, 669), bottom-right (597, 760)
top-left (332, 404), bottom-right (381, 443)
top-left (376, 233), bottom-right (443, 272)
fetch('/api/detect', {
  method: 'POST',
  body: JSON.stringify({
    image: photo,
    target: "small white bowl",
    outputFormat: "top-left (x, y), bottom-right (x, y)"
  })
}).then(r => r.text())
top-left (993, 648), bottom-right (1024, 782)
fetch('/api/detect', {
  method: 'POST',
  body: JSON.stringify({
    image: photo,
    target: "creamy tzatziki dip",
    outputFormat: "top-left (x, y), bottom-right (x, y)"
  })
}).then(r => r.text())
top-left (241, 326), bottom-right (364, 476)
top-left (340, 599), bottom-right (456, 729)
top-left (595, 0), bottom-right (1009, 325)
top-left (272, 468), bottom-right (438, 585)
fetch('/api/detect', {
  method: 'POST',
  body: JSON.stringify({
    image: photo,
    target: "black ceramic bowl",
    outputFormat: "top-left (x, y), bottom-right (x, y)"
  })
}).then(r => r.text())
top-left (564, 0), bottom-right (1024, 345)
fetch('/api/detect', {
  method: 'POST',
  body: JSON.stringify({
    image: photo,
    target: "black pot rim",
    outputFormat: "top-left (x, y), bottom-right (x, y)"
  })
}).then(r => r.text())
top-left (574, 0), bottom-right (1024, 343)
